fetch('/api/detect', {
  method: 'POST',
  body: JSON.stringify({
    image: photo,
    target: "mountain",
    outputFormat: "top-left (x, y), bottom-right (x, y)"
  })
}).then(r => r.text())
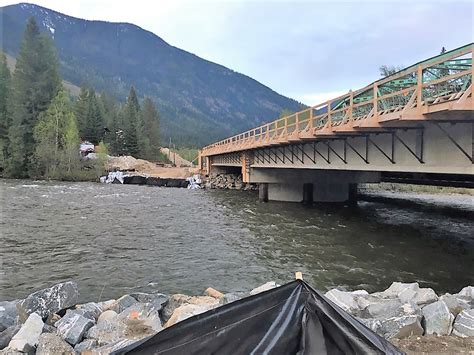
top-left (0, 3), bottom-right (305, 146)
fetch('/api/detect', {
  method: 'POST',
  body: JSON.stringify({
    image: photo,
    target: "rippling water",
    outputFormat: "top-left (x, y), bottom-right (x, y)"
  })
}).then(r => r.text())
top-left (1, 179), bottom-right (473, 302)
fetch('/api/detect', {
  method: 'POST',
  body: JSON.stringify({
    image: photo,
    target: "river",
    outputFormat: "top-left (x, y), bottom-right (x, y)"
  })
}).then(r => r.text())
top-left (1, 179), bottom-right (473, 303)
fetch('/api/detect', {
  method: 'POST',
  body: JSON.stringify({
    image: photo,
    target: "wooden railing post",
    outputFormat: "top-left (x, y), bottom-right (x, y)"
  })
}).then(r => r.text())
top-left (417, 65), bottom-right (423, 113)
top-left (295, 113), bottom-right (299, 133)
top-left (327, 100), bottom-right (332, 130)
top-left (373, 83), bottom-right (378, 119)
top-left (309, 108), bottom-right (313, 130)
top-left (349, 90), bottom-right (353, 123)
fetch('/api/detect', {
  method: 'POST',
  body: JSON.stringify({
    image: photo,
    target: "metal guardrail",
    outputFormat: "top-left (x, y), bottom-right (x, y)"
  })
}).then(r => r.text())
top-left (202, 43), bottom-right (473, 157)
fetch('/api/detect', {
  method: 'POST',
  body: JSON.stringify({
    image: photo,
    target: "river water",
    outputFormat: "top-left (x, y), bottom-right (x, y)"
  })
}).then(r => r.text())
top-left (1, 179), bottom-right (473, 303)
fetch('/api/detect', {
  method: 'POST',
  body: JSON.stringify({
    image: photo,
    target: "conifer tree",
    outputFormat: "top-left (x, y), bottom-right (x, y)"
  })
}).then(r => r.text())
top-left (74, 86), bottom-right (89, 138)
top-left (0, 53), bottom-right (11, 169)
top-left (7, 18), bottom-right (61, 177)
top-left (141, 97), bottom-right (161, 159)
top-left (123, 87), bottom-right (140, 156)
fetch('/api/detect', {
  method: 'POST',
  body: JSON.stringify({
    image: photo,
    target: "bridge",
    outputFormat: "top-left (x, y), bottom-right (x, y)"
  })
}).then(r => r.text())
top-left (199, 44), bottom-right (474, 202)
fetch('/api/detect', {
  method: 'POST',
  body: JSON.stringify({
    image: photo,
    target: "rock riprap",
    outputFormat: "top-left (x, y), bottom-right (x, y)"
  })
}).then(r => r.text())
top-left (0, 280), bottom-right (472, 353)
top-left (16, 282), bottom-right (79, 322)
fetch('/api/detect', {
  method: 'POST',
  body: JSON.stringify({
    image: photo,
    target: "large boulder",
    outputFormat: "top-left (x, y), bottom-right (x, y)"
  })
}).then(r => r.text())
top-left (117, 303), bottom-right (162, 332)
top-left (375, 282), bottom-right (437, 306)
top-left (361, 299), bottom-right (404, 319)
top-left (55, 310), bottom-right (94, 345)
top-left (85, 319), bottom-right (126, 346)
top-left (107, 295), bottom-right (138, 314)
top-left (164, 295), bottom-right (220, 328)
top-left (75, 302), bottom-right (102, 321)
top-left (0, 326), bottom-right (20, 350)
top-left (16, 282), bottom-right (79, 322)
top-left (8, 313), bottom-right (43, 353)
top-left (421, 300), bottom-right (454, 335)
top-left (36, 333), bottom-right (74, 355)
top-left (129, 293), bottom-right (169, 313)
top-left (249, 282), bottom-right (279, 296)
top-left (97, 310), bottom-right (118, 324)
top-left (74, 338), bottom-right (98, 353)
top-left (457, 286), bottom-right (474, 299)
top-left (324, 289), bottom-right (361, 314)
top-left (378, 315), bottom-right (423, 339)
top-left (452, 309), bottom-right (474, 337)
top-left (0, 302), bottom-right (18, 332)
top-left (439, 294), bottom-right (471, 316)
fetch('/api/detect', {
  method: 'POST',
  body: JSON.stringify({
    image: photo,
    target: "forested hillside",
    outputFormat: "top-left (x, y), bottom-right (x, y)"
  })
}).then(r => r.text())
top-left (1, 3), bottom-right (305, 146)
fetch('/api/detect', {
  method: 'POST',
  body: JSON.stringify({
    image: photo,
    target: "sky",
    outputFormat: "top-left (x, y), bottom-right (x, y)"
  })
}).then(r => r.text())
top-left (1, 0), bottom-right (473, 105)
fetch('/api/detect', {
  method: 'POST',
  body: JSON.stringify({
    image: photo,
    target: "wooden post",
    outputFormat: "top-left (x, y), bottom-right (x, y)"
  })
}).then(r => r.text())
top-left (309, 108), bottom-right (313, 130)
top-left (349, 90), bottom-right (353, 123)
top-left (327, 100), bottom-right (332, 131)
top-left (373, 83), bottom-right (378, 119)
top-left (417, 65), bottom-right (423, 112)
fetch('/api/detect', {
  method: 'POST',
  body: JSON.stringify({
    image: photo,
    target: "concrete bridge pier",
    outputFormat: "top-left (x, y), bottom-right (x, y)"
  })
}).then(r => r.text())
top-left (250, 168), bottom-right (379, 203)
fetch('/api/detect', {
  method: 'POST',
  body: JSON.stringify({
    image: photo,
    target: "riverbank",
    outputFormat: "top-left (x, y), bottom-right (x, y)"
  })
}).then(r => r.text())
top-left (0, 281), bottom-right (472, 354)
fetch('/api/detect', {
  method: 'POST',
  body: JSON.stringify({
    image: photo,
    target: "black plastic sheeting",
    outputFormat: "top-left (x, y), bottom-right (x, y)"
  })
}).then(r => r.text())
top-left (116, 280), bottom-right (404, 354)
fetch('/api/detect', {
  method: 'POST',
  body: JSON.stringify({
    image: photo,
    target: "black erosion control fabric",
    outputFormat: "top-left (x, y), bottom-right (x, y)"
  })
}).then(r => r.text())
top-left (117, 280), bottom-right (403, 355)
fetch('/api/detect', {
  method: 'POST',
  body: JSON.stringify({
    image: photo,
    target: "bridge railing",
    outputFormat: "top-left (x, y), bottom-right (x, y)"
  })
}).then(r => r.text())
top-left (202, 43), bottom-right (473, 156)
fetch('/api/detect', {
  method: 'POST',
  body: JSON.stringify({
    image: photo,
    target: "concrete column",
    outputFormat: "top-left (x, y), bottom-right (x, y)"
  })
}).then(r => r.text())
top-left (303, 183), bottom-right (313, 204)
top-left (268, 183), bottom-right (303, 202)
top-left (258, 183), bottom-right (268, 202)
top-left (348, 183), bottom-right (358, 205)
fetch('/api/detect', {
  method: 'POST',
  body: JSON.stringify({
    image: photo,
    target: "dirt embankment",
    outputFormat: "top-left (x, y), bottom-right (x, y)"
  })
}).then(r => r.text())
top-left (107, 155), bottom-right (199, 179)
top-left (391, 335), bottom-right (474, 354)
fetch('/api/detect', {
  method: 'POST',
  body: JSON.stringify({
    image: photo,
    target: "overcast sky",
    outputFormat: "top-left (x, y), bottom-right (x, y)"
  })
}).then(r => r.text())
top-left (1, 0), bottom-right (473, 104)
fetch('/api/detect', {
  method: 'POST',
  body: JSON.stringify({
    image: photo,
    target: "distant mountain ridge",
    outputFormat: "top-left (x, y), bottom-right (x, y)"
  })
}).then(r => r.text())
top-left (0, 3), bottom-right (305, 146)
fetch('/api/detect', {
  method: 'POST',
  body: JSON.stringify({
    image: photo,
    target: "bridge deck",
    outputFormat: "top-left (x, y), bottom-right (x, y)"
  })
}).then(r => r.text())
top-left (201, 44), bottom-right (473, 159)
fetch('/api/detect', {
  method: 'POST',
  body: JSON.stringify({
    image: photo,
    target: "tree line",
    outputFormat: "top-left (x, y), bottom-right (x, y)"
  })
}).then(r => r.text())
top-left (0, 18), bottom-right (164, 180)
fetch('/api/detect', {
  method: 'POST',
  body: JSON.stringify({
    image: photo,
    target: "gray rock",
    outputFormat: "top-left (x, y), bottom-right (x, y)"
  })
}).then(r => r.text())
top-left (361, 299), bottom-right (404, 319)
top-left (412, 288), bottom-right (438, 306)
top-left (457, 286), bottom-right (474, 299)
top-left (97, 310), bottom-right (118, 324)
top-left (0, 302), bottom-right (18, 332)
top-left (85, 319), bottom-right (127, 346)
top-left (324, 289), bottom-right (360, 313)
top-left (17, 282), bottom-right (79, 322)
top-left (0, 348), bottom-right (23, 355)
top-left (422, 300), bottom-right (454, 335)
top-left (92, 339), bottom-right (136, 354)
top-left (439, 294), bottom-right (470, 316)
top-left (42, 324), bottom-right (56, 333)
top-left (220, 292), bottom-right (247, 305)
top-left (161, 294), bottom-right (192, 322)
top-left (117, 303), bottom-right (162, 332)
top-left (74, 338), bottom-right (98, 353)
top-left (75, 303), bottom-right (102, 321)
top-left (378, 282), bottom-right (419, 299)
top-left (356, 318), bottom-right (382, 333)
top-left (130, 292), bottom-right (168, 306)
top-left (109, 295), bottom-right (138, 314)
top-left (379, 315), bottom-right (423, 339)
top-left (36, 333), bottom-right (74, 355)
top-left (55, 310), bottom-right (94, 345)
top-left (452, 309), bottom-right (474, 337)
top-left (8, 313), bottom-right (43, 353)
top-left (0, 326), bottom-right (20, 350)
top-left (249, 282), bottom-right (279, 296)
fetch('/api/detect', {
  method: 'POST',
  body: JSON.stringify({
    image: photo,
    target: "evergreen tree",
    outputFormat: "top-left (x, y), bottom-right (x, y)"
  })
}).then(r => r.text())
top-left (74, 85), bottom-right (89, 138)
top-left (6, 18), bottom-right (61, 177)
top-left (74, 86), bottom-right (104, 144)
top-left (34, 90), bottom-right (79, 178)
top-left (141, 97), bottom-right (161, 159)
top-left (0, 53), bottom-right (11, 169)
top-left (84, 89), bottom-right (103, 144)
top-left (123, 87), bottom-right (140, 156)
